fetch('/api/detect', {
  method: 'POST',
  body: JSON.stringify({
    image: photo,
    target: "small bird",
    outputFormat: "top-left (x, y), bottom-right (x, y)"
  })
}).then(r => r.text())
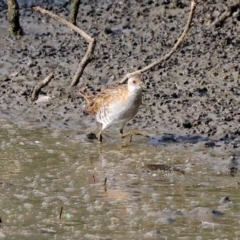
top-left (79, 73), bottom-right (147, 142)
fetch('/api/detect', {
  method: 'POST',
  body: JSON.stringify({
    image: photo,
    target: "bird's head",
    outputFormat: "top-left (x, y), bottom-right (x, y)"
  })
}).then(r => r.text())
top-left (127, 73), bottom-right (145, 92)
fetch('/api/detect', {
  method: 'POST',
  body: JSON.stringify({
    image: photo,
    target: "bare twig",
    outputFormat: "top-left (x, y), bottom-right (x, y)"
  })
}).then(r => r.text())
top-left (120, 0), bottom-right (196, 84)
top-left (31, 73), bottom-right (54, 101)
top-left (104, 177), bottom-right (107, 192)
top-left (33, 6), bottom-right (96, 87)
top-left (70, 0), bottom-right (81, 25)
top-left (33, 6), bottom-right (92, 42)
top-left (210, 1), bottom-right (240, 28)
top-left (71, 39), bottom-right (96, 87)
top-left (59, 206), bottom-right (63, 220)
top-left (7, 0), bottom-right (24, 36)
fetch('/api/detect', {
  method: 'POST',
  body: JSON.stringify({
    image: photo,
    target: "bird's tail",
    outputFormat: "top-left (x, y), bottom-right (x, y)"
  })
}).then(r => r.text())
top-left (79, 89), bottom-right (93, 103)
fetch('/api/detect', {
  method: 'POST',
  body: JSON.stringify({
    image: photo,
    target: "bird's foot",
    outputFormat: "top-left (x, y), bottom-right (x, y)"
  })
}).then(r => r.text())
top-left (120, 129), bottom-right (150, 142)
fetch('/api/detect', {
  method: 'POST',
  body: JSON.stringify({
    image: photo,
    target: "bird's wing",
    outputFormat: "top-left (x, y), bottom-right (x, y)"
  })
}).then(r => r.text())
top-left (84, 85), bottom-right (128, 116)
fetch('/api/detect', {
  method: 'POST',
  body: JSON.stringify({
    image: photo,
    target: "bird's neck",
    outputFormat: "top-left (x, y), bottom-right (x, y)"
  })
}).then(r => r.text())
top-left (128, 85), bottom-right (141, 94)
top-left (127, 88), bottom-right (142, 103)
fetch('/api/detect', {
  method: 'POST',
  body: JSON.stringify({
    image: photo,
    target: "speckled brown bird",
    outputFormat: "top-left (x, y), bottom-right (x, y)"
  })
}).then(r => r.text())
top-left (79, 73), bottom-right (147, 142)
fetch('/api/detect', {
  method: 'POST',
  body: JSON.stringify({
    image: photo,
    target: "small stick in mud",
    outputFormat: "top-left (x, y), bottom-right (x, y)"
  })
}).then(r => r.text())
top-left (93, 174), bottom-right (95, 183)
top-left (120, 0), bottom-right (196, 84)
top-left (71, 39), bottom-right (96, 87)
top-left (33, 6), bottom-right (96, 87)
top-left (70, 0), bottom-right (81, 25)
top-left (7, 0), bottom-right (24, 36)
top-left (104, 177), bottom-right (107, 192)
top-left (210, 1), bottom-right (240, 28)
top-left (59, 206), bottom-right (63, 220)
top-left (31, 73), bottom-right (54, 102)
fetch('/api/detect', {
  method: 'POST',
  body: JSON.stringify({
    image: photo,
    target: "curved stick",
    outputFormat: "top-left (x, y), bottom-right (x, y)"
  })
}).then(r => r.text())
top-left (33, 6), bottom-right (92, 42)
top-left (120, 0), bottom-right (196, 84)
top-left (33, 6), bottom-right (96, 87)
top-left (31, 73), bottom-right (54, 101)
top-left (70, 0), bottom-right (81, 25)
top-left (71, 39), bottom-right (96, 87)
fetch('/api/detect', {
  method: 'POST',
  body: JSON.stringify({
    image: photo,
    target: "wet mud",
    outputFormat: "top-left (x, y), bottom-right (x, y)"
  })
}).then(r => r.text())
top-left (0, 1), bottom-right (240, 155)
top-left (1, 1), bottom-right (240, 238)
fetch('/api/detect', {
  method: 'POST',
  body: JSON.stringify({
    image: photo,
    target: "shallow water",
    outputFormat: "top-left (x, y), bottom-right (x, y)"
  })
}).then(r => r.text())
top-left (0, 118), bottom-right (240, 239)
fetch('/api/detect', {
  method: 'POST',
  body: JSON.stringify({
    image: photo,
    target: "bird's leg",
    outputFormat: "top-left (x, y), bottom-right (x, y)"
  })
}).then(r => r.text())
top-left (120, 129), bottom-right (149, 142)
top-left (119, 128), bottom-right (129, 147)
top-left (97, 129), bottom-right (103, 143)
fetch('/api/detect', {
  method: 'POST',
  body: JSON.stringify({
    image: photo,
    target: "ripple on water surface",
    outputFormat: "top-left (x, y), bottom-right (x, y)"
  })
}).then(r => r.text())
top-left (0, 119), bottom-right (239, 239)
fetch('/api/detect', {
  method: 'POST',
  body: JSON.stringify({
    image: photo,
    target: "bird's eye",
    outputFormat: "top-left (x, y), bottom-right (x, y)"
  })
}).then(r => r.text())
top-left (132, 80), bottom-right (136, 84)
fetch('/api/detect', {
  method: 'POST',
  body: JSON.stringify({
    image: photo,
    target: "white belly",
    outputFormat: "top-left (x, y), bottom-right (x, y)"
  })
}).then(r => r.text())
top-left (96, 90), bottom-right (142, 130)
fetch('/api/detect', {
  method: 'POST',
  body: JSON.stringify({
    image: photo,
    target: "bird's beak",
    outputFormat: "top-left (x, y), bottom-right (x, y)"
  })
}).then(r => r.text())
top-left (140, 81), bottom-right (146, 89)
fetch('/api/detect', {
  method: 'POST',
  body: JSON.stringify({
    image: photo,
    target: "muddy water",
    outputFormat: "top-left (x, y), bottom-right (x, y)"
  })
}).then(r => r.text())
top-left (0, 119), bottom-right (239, 239)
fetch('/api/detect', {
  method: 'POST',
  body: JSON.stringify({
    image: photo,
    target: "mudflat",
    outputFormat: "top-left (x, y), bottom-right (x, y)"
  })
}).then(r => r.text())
top-left (0, 0), bottom-right (240, 151)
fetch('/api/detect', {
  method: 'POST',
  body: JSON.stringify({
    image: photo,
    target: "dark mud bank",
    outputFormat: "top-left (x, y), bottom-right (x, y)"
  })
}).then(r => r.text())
top-left (0, 0), bottom-right (240, 152)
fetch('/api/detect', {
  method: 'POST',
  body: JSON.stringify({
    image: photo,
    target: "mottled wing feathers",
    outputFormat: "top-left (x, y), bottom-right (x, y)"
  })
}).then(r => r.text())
top-left (80, 85), bottom-right (128, 116)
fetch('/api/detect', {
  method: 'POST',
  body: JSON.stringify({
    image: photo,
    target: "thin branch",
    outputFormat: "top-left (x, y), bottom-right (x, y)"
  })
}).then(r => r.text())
top-left (70, 0), bottom-right (81, 25)
top-left (120, 0), bottom-right (196, 84)
top-left (7, 0), bottom-right (24, 36)
top-left (71, 39), bottom-right (96, 86)
top-left (31, 73), bottom-right (54, 101)
top-left (59, 206), bottom-right (63, 220)
top-left (33, 6), bottom-right (92, 42)
top-left (33, 6), bottom-right (96, 87)
top-left (104, 177), bottom-right (107, 192)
